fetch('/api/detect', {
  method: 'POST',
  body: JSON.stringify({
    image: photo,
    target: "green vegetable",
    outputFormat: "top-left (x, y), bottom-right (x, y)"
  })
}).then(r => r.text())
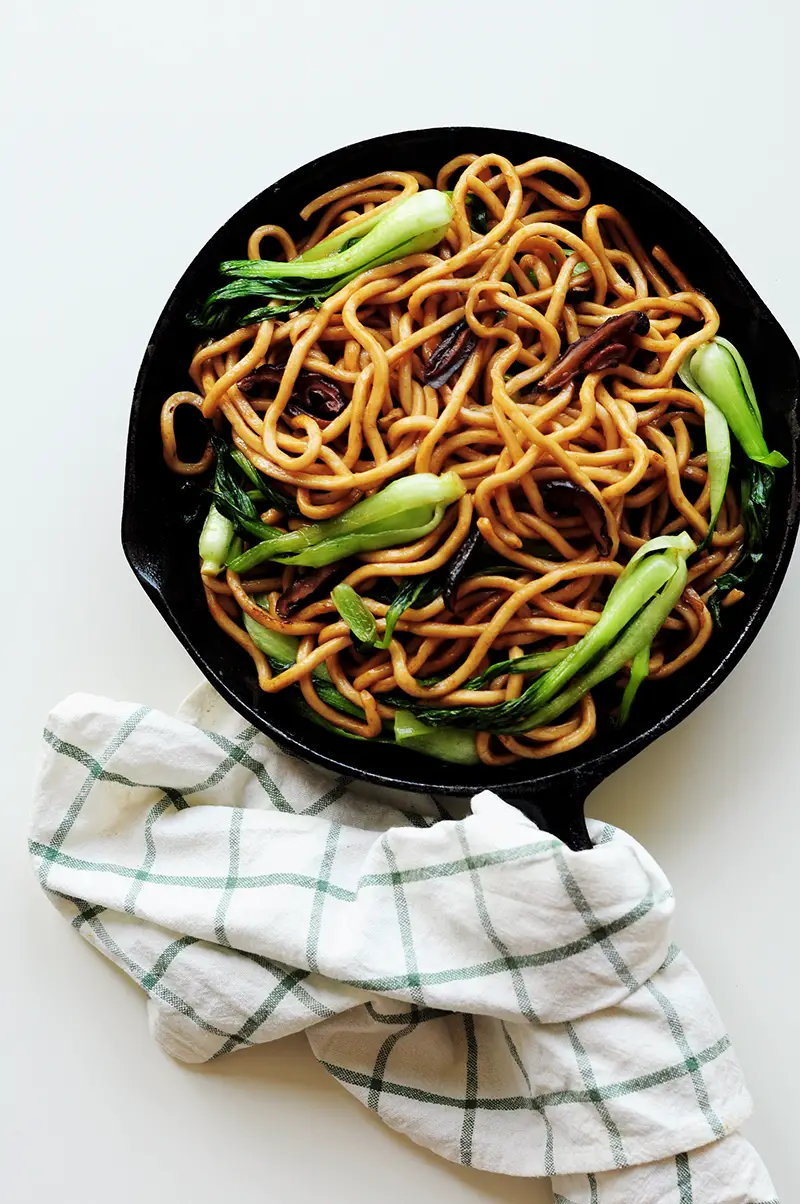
top-left (374, 574), bottom-right (441, 649)
top-left (241, 604), bottom-right (474, 763)
top-left (332, 584), bottom-right (378, 645)
top-left (708, 461), bottom-right (775, 623)
top-left (195, 191), bottom-right (454, 332)
top-left (226, 192), bottom-right (453, 283)
top-left (191, 280), bottom-right (317, 332)
top-left (677, 353), bottom-right (731, 544)
top-left (200, 435), bottom-right (279, 572)
top-left (229, 446), bottom-right (299, 516)
top-left (416, 534), bottom-right (695, 731)
top-left (555, 245), bottom-right (589, 281)
top-left (228, 471), bottom-right (465, 572)
top-left (274, 507), bottom-right (447, 569)
top-left (291, 697), bottom-right (387, 742)
top-left (686, 339), bottom-right (787, 469)
top-left (623, 530), bottom-right (696, 574)
top-left (205, 435), bottom-right (285, 545)
top-left (199, 503), bottom-right (234, 575)
top-left (679, 336), bottom-right (786, 552)
top-left (495, 553), bottom-right (677, 713)
top-left (466, 194), bottom-right (490, 235)
top-left (463, 647), bottom-right (571, 691)
top-left (230, 508), bottom-right (446, 573)
top-left (519, 552), bottom-right (689, 731)
top-left (294, 210), bottom-right (387, 263)
top-left (241, 615), bottom-right (306, 671)
top-left (394, 711), bottom-right (480, 765)
top-left (617, 644), bottom-right (650, 727)
top-left (242, 609), bottom-right (364, 719)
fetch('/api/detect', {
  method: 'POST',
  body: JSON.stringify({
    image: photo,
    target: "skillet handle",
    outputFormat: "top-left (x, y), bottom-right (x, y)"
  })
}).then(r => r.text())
top-left (514, 786), bottom-right (595, 851)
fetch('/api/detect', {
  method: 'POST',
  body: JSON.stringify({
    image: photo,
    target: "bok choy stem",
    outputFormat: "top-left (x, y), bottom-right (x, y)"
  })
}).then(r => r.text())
top-left (677, 353), bottom-right (731, 545)
top-left (394, 711), bottom-right (479, 766)
top-left (199, 503), bottom-right (234, 575)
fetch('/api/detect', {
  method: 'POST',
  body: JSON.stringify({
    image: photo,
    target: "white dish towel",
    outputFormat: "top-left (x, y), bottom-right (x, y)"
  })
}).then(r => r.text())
top-left (29, 685), bottom-right (778, 1202)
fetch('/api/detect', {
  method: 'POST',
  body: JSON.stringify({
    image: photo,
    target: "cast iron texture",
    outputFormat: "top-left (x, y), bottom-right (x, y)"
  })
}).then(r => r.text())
top-left (122, 127), bottom-right (800, 848)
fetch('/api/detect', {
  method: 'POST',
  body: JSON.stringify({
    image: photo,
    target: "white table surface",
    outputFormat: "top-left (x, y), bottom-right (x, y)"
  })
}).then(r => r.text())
top-left (3, 2), bottom-right (799, 1199)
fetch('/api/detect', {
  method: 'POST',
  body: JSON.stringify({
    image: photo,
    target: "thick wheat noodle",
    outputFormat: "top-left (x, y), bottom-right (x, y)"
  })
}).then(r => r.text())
top-left (160, 151), bottom-right (753, 763)
top-left (161, 393), bottom-right (215, 474)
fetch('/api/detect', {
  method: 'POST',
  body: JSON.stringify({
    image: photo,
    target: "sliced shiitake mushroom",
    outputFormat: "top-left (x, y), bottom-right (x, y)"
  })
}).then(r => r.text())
top-left (540, 479), bottom-right (610, 556)
top-left (422, 319), bottom-right (478, 389)
top-left (239, 365), bottom-right (348, 421)
top-left (538, 311), bottom-right (650, 391)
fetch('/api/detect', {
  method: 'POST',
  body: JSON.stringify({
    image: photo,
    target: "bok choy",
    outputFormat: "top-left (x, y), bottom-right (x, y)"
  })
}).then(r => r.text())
top-left (394, 711), bottom-right (479, 766)
top-left (198, 435), bottom-right (284, 574)
top-left (678, 336), bottom-right (787, 546)
top-left (416, 534), bottom-right (696, 732)
top-left (199, 504), bottom-right (235, 576)
top-left (331, 584), bottom-right (377, 645)
top-left (194, 190), bottom-right (454, 332)
top-left (678, 336), bottom-right (786, 615)
top-left (228, 471), bottom-right (465, 572)
top-left (689, 339), bottom-right (787, 470)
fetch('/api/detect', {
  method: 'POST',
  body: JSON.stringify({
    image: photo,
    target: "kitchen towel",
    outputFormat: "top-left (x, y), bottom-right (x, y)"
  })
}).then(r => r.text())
top-left (29, 686), bottom-right (778, 1201)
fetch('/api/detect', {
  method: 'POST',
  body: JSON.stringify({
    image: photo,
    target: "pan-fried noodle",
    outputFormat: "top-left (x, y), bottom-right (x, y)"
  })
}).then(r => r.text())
top-left (160, 153), bottom-right (744, 764)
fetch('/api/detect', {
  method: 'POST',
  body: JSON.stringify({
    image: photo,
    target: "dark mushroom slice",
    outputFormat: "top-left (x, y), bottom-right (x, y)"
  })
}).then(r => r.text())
top-left (583, 342), bottom-right (629, 373)
top-left (538, 310), bottom-right (650, 392)
top-left (540, 479), bottom-right (610, 556)
top-left (438, 522), bottom-right (483, 610)
top-left (239, 365), bottom-right (348, 421)
top-left (275, 562), bottom-right (344, 620)
top-left (422, 319), bottom-right (478, 389)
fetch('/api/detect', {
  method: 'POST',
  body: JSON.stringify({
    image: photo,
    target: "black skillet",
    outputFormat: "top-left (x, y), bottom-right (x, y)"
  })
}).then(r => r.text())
top-left (122, 127), bottom-right (800, 851)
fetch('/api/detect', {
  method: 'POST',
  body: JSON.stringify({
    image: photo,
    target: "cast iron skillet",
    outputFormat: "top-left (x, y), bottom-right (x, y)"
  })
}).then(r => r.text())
top-left (122, 126), bottom-right (800, 850)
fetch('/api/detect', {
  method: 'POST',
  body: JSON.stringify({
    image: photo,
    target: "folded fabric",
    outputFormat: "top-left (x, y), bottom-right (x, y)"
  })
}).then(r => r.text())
top-left (28, 686), bottom-right (778, 1200)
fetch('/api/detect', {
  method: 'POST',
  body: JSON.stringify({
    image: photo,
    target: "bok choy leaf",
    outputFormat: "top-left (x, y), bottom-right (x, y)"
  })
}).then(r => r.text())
top-left (331, 584), bottom-right (378, 645)
top-left (708, 461), bottom-right (775, 623)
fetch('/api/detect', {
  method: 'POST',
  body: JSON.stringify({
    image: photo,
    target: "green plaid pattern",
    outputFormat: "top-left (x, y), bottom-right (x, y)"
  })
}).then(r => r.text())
top-left (28, 687), bottom-right (777, 1200)
top-left (552, 1133), bottom-right (778, 1202)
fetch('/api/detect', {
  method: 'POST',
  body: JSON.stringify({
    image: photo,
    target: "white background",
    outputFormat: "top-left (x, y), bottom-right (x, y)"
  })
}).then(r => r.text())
top-left (3, 2), bottom-right (799, 1200)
